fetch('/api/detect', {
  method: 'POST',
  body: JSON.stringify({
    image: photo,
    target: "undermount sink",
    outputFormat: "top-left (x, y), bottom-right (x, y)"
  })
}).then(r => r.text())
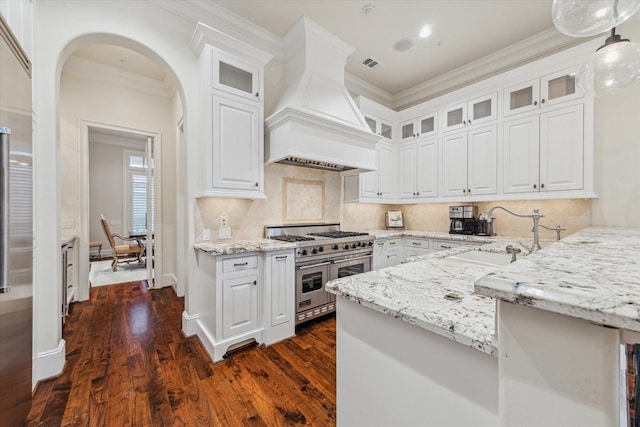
top-left (447, 250), bottom-right (513, 267)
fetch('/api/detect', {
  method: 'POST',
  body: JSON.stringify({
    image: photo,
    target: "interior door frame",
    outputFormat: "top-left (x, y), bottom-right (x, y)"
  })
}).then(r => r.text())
top-left (77, 120), bottom-right (162, 300)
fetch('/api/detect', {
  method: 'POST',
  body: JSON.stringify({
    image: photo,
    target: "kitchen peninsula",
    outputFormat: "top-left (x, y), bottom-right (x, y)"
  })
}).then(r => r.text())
top-left (327, 227), bottom-right (639, 426)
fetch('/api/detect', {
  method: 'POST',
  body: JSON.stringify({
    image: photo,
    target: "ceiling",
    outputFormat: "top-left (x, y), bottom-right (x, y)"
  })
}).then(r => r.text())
top-left (67, 1), bottom-right (577, 102)
top-left (211, 0), bottom-right (557, 95)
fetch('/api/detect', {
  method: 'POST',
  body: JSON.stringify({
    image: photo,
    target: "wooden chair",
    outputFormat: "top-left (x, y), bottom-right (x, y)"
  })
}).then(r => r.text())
top-left (100, 214), bottom-right (145, 271)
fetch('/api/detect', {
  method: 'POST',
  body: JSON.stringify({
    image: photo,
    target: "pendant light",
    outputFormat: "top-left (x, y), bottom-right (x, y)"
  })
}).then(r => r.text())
top-left (577, 27), bottom-right (640, 96)
top-left (552, 0), bottom-right (640, 37)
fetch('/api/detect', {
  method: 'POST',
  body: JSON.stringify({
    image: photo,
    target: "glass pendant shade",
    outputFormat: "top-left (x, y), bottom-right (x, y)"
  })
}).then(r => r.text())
top-left (578, 36), bottom-right (640, 96)
top-left (552, 0), bottom-right (640, 37)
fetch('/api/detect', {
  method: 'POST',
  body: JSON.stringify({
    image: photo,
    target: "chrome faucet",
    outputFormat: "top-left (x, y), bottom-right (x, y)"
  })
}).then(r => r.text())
top-left (486, 205), bottom-right (545, 252)
top-left (539, 224), bottom-right (566, 241)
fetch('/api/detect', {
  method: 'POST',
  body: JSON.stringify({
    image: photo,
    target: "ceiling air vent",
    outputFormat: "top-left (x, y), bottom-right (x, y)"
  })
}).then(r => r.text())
top-left (361, 57), bottom-right (383, 71)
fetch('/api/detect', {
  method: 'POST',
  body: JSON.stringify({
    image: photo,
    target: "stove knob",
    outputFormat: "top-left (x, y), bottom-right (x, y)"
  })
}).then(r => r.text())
top-left (318, 246), bottom-right (324, 252)
top-left (332, 244), bottom-right (339, 250)
top-left (367, 241), bottom-right (373, 247)
top-left (357, 241), bottom-right (363, 247)
top-left (301, 249), bottom-right (308, 256)
top-left (311, 248), bottom-right (318, 255)
top-left (351, 243), bottom-right (357, 249)
top-left (343, 244), bottom-right (350, 250)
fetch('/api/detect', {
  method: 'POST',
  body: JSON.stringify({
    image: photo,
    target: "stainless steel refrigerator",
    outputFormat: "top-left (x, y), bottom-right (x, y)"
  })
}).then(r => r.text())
top-left (0, 15), bottom-right (33, 427)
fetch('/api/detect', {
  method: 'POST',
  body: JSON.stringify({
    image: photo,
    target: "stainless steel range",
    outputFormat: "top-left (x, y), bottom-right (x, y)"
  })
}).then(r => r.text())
top-left (265, 223), bottom-right (373, 325)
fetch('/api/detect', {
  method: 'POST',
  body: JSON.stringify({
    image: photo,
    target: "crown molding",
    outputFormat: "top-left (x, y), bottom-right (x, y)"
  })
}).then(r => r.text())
top-left (391, 27), bottom-right (596, 110)
top-left (62, 56), bottom-right (174, 99)
top-left (344, 73), bottom-right (393, 109)
top-left (151, 0), bottom-right (284, 61)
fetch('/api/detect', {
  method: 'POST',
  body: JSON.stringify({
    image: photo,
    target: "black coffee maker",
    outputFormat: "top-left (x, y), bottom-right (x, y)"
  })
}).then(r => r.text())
top-left (449, 206), bottom-right (477, 235)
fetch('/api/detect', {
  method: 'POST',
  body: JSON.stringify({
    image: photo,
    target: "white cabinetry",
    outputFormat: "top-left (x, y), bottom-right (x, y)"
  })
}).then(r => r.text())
top-left (374, 238), bottom-right (402, 270)
top-left (398, 138), bottom-right (438, 200)
top-left (441, 92), bottom-right (497, 133)
top-left (503, 66), bottom-right (582, 117)
top-left (364, 114), bottom-right (393, 139)
top-left (346, 141), bottom-right (396, 202)
top-left (263, 251), bottom-right (295, 344)
top-left (194, 248), bottom-right (296, 362)
top-left (503, 104), bottom-right (584, 194)
top-left (399, 112), bottom-right (438, 142)
top-left (403, 238), bottom-right (432, 258)
top-left (192, 26), bottom-right (272, 199)
top-left (441, 124), bottom-right (497, 198)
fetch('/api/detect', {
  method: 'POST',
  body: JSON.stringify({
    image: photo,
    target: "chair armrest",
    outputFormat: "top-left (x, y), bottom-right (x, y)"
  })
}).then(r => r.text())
top-left (112, 233), bottom-right (144, 245)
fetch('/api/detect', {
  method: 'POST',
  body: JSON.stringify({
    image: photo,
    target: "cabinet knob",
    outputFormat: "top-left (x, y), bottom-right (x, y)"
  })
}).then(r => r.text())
top-left (255, 92), bottom-right (259, 97)
top-left (255, 182), bottom-right (259, 187)
top-left (533, 184), bottom-right (537, 189)
top-left (468, 120), bottom-right (472, 125)
top-left (467, 188), bottom-right (471, 194)
top-left (253, 280), bottom-right (257, 286)
top-left (541, 183), bottom-right (545, 189)
top-left (416, 192), bottom-right (420, 196)
top-left (463, 120), bottom-right (467, 126)
top-left (462, 189), bottom-right (466, 193)
top-left (533, 100), bottom-right (538, 106)
top-left (541, 99), bottom-right (546, 104)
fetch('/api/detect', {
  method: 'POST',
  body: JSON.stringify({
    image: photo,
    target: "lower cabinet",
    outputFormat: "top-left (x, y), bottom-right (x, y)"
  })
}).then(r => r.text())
top-left (194, 249), bottom-right (295, 362)
top-left (403, 238), bottom-right (432, 258)
top-left (374, 238), bottom-right (402, 270)
top-left (222, 274), bottom-right (259, 338)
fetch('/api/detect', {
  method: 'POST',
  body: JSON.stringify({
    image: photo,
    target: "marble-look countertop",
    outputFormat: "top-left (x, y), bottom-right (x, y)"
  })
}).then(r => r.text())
top-left (194, 239), bottom-right (296, 255)
top-left (61, 235), bottom-right (76, 247)
top-left (326, 238), bottom-right (530, 356)
top-left (475, 226), bottom-right (640, 333)
top-left (368, 229), bottom-right (496, 244)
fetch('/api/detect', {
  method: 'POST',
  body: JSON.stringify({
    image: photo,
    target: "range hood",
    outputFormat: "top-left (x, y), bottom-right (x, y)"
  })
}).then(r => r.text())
top-left (265, 17), bottom-right (380, 174)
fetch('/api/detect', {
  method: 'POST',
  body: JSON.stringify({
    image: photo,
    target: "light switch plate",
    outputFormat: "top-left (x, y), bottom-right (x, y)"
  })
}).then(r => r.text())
top-left (202, 229), bottom-right (211, 241)
top-left (219, 226), bottom-right (231, 239)
top-left (61, 218), bottom-right (75, 229)
top-left (219, 216), bottom-right (228, 227)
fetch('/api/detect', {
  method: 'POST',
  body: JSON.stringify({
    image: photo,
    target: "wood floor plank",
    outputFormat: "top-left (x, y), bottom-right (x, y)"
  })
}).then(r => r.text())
top-left (27, 280), bottom-right (337, 426)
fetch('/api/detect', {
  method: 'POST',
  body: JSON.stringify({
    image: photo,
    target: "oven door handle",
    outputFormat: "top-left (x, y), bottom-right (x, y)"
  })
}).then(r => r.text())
top-left (297, 261), bottom-right (331, 270)
top-left (331, 255), bottom-right (372, 264)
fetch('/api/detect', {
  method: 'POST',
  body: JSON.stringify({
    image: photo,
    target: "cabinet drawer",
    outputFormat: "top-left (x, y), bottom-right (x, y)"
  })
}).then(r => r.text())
top-left (222, 255), bottom-right (258, 273)
top-left (432, 240), bottom-right (461, 251)
top-left (405, 238), bottom-right (429, 249)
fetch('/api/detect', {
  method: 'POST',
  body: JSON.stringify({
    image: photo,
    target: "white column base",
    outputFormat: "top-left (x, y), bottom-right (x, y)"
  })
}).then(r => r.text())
top-left (33, 339), bottom-right (66, 387)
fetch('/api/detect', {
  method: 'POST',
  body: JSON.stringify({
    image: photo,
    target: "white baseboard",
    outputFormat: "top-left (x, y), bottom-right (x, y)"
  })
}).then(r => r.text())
top-left (34, 339), bottom-right (66, 386)
top-left (162, 273), bottom-right (177, 287)
top-left (182, 310), bottom-right (199, 336)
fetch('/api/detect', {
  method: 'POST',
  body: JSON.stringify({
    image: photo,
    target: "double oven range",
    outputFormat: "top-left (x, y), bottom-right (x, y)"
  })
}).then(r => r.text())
top-left (266, 224), bottom-right (373, 325)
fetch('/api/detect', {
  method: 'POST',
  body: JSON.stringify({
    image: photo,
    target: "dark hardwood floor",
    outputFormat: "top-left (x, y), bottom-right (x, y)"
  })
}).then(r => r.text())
top-left (26, 281), bottom-right (337, 426)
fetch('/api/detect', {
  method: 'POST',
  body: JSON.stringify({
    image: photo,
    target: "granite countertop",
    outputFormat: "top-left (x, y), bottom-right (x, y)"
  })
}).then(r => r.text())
top-left (368, 229), bottom-right (496, 244)
top-left (475, 226), bottom-right (640, 333)
top-left (61, 235), bottom-right (76, 247)
top-left (326, 238), bottom-right (529, 356)
top-left (194, 239), bottom-right (296, 255)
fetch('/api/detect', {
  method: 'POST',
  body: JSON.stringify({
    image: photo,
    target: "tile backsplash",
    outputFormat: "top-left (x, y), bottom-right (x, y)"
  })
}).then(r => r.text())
top-left (197, 165), bottom-right (591, 241)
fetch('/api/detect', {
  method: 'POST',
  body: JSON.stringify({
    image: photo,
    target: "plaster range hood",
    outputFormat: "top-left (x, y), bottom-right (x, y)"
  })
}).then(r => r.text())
top-left (265, 17), bottom-right (380, 174)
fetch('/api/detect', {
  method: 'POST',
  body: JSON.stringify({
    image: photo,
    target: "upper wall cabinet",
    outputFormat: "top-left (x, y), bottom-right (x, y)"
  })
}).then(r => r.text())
top-left (441, 92), bottom-right (497, 133)
top-left (364, 114), bottom-right (393, 140)
top-left (503, 66), bottom-right (582, 117)
top-left (191, 23), bottom-right (273, 199)
top-left (399, 112), bottom-right (438, 142)
top-left (212, 54), bottom-right (261, 102)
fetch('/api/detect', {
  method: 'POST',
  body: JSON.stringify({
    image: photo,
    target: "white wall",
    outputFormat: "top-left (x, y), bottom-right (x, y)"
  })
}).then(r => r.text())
top-left (33, 0), bottom-right (198, 383)
top-left (87, 141), bottom-right (126, 250)
top-left (591, 18), bottom-right (640, 228)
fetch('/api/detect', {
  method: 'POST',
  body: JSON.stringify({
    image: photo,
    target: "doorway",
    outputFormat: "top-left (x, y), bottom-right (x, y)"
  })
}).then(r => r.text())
top-left (86, 125), bottom-right (157, 289)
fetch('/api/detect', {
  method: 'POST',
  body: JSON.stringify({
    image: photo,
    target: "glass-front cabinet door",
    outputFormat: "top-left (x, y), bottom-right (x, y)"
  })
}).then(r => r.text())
top-left (442, 102), bottom-right (467, 132)
top-left (399, 111), bottom-right (437, 142)
top-left (540, 66), bottom-right (582, 107)
top-left (364, 114), bottom-right (393, 140)
top-left (503, 78), bottom-right (540, 117)
top-left (468, 92), bottom-right (497, 127)
top-left (212, 54), bottom-right (260, 102)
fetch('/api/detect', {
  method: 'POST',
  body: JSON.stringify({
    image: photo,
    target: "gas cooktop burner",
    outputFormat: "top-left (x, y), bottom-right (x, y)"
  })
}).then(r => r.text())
top-left (271, 235), bottom-right (315, 243)
top-left (309, 231), bottom-right (369, 238)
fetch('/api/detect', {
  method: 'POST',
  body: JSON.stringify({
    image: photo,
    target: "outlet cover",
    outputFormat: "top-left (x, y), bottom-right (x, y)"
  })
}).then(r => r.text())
top-left (202, 229), bottom-right (211, 241)
top-left (219, 216), bottom-right (228, 227)
top-left (219, 226), bottom-right (231, 239)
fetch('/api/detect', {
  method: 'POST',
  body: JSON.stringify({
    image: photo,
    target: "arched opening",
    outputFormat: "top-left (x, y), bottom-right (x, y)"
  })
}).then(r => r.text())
top-left (56, 36), bottom-right (187, 311)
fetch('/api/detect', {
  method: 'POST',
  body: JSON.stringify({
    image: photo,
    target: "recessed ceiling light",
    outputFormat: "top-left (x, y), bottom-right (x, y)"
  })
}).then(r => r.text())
top-left (393, 38), bottom-right (413, 52)
top-left (419, 25), bottom-right (432, 39)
